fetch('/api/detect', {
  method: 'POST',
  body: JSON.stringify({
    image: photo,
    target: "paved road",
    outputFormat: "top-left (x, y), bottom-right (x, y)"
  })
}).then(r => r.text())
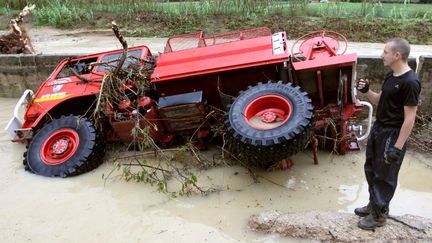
top-left (20, 28), bottom-right (432, 57)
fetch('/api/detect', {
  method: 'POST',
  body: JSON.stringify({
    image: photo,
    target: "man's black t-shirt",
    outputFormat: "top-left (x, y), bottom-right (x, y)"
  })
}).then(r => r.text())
top-left (376, 70), bottom-right (421, 127)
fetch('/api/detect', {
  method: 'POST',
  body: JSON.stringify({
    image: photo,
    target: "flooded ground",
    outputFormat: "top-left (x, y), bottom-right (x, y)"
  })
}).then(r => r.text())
top-left (0, 97), bottom-right (431, 242)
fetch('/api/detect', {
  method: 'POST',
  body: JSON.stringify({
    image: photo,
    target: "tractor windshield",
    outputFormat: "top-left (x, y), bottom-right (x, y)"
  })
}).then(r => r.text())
top-left (56, 57), bottom-right (98, 79)
top-left (96, 49), bottom-right (142, 72)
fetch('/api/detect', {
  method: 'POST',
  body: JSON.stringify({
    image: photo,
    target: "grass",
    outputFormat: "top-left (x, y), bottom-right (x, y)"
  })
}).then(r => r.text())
top-left (4, 1), bottom-right (432, 27)
top-left (305, 2), bottom-right (432, 19)
top-left (0, 6), bottom-right (13, 15)
top-left (1, 0), bottom-right (432, 43)
top-left (28, 0), bottom-right (95, 28)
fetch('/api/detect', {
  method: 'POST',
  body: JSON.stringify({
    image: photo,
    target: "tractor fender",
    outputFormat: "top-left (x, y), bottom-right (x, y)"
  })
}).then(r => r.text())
top-left (25, 94), bottom-right (99, 131)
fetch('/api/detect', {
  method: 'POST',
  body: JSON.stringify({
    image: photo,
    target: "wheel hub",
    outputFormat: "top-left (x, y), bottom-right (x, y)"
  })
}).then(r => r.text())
top-left (244, 94), bottom-right (292, 130)
top-left (51, 137), bottom-right (71, 155)
top-left (261, 111), bottom-right (277, 123)
top-left (41, 128), bottom-right (80, 165)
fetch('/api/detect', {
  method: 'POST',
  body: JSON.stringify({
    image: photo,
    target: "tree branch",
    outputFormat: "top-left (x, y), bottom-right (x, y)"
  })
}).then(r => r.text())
top-left (111, 21), bottom-right (128, 76)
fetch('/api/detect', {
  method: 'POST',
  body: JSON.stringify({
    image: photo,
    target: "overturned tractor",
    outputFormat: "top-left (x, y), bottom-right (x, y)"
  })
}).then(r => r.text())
top-left (6, 26), bottom-right (372, 177)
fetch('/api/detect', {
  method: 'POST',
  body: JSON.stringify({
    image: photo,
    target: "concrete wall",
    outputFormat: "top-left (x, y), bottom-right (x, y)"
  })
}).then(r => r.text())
top-left (1, 54), bottom-right (431, 113)
top-left (357, 56), bottom-right (431, 113)
top-left (417, 56), bottom-right (432, 113)
top-left (0, 55), bottom-right (73, 97)
top-left (356, 56), bottom-right (417, 88)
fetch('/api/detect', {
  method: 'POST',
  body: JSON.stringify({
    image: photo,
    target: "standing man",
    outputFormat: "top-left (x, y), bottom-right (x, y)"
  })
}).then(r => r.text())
top-left (355, 38), bottom-right (421, 230)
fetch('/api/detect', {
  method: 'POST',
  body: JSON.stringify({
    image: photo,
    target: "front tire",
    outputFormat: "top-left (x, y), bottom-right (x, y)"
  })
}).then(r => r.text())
top-left (225, 81), bottom-right (313, 168)
top-left (25, 115), bottom-right (105, 177)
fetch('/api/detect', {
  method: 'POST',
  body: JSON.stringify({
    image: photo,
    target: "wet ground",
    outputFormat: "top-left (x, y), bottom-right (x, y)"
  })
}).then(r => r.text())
top-left (2, 27), bottom-right (432, 57)
top-left (1, 97), bottom-right (431, 242)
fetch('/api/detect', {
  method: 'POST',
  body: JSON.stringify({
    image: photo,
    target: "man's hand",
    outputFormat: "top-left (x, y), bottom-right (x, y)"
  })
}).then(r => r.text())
top-left (356, 79), bottom-right (370, 93)
top-left (385, 146), bottom-right (403, 164)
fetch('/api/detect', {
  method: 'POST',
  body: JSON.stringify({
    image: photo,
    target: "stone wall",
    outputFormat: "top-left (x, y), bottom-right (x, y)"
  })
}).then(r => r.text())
top-left (1, 54), bottom-right (431, 113)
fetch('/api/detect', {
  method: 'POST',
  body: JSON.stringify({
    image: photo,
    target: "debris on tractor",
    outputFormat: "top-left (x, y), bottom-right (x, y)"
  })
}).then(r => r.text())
top-left (0, 5), bottom-right (35, 54)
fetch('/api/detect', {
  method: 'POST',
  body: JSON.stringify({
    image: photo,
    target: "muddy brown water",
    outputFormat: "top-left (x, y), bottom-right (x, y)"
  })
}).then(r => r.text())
top-left (0, 97), bottom-right (431, 242)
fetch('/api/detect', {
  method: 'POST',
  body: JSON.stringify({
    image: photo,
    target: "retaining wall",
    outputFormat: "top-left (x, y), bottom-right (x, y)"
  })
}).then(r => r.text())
top-left (0, 55), bottom-right (72, 97)
top-left (356, 56), bottom-right (431, 113)
top-left (1, 54), bottom-right (431, 113)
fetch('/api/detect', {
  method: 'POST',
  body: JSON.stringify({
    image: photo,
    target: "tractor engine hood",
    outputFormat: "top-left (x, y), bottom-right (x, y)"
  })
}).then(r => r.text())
top-left (151, 32), bottom-right (289, 83)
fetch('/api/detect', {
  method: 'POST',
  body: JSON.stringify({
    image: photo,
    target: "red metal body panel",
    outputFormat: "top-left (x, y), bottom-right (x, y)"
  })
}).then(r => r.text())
top-left (151, 34), bottom-right (289, 82)
top-left (23, 45), bottom-right (153, 129)
top-left (292, 53), bottom-right (357, 71)
top-left (23, 74), bottom-right (102, 129)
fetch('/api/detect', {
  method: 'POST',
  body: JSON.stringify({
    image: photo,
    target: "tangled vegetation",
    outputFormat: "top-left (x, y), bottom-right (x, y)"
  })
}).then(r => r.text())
top-left (88, 22), bottom-right (258, 196)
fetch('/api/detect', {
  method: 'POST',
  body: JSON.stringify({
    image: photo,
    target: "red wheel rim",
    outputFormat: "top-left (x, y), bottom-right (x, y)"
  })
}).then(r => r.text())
top-left (41, 128), bottom-right (80, 165)
top-left (244, 95), bottom-right (292, 130)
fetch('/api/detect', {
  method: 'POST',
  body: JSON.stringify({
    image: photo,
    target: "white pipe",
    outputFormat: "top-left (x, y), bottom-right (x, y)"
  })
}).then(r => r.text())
top-left (357, 100), bottom-right (373, 141)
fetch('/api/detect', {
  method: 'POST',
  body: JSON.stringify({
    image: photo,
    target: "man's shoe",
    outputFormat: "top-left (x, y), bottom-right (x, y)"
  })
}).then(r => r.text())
top-left (358, 213), bottom-right (386, 230)
top-left (354, 204), bottom-right (371, 217)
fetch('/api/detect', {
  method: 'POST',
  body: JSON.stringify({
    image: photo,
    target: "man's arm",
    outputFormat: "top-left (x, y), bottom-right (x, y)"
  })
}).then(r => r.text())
top-left (364, 90), bottom-right (382, 106)
top-left (394, 105), bottom-right (417, 149)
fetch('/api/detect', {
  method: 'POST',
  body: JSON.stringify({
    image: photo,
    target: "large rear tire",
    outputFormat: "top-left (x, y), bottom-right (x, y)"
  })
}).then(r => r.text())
top-left (225, 81), bottom-right (313, 168)
top-left (24, 115), bottom-right (105, 177)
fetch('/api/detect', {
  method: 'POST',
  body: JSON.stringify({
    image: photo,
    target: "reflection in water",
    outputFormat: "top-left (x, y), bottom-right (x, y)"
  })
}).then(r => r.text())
top-left (338, 184), bottom-right (360, 205)
top-left (0, 97), bottom-right (431, 242)
top-left (286, 176), bottom-right (296, 190)
top-left (343, 181), bottom-right (432, 218)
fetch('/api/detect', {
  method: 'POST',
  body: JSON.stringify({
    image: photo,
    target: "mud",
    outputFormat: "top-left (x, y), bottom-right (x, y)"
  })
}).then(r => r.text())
top-left (0, 97), bottom-right (432, 242)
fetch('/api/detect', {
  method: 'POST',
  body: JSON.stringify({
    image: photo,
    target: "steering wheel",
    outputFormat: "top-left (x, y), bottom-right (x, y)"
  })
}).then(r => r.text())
top-left (73, 61), bottom-right (87, 74)
top-left (291, 30), bottom-right (348, 62)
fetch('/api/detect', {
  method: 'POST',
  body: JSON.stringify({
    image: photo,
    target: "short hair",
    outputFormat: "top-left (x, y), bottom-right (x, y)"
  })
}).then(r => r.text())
top-left (387, 38), bottom-right (410, 61)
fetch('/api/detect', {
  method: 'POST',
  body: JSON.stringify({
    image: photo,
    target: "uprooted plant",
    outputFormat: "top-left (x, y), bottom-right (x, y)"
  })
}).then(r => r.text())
top-left (0, 4), bottom-right (35, 54)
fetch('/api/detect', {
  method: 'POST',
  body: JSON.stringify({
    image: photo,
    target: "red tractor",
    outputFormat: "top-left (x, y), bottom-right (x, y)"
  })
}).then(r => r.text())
top-left (5, 27), bottom-right (372, 177)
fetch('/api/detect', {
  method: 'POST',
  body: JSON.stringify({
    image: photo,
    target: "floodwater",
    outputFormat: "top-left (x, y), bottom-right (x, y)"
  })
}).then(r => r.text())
top-left (0, 97), bottom-right (431, 243)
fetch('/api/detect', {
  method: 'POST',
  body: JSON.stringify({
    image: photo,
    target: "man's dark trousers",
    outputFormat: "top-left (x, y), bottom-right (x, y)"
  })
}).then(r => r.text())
top-left (364, 122), bottom-right (406, 213)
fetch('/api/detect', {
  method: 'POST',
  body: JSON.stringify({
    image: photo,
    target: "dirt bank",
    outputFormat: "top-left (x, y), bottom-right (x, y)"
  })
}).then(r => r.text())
top-left (2, 27), bottom-right (432, 57)
top-left (249, 210), bottom-right (432, 242)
